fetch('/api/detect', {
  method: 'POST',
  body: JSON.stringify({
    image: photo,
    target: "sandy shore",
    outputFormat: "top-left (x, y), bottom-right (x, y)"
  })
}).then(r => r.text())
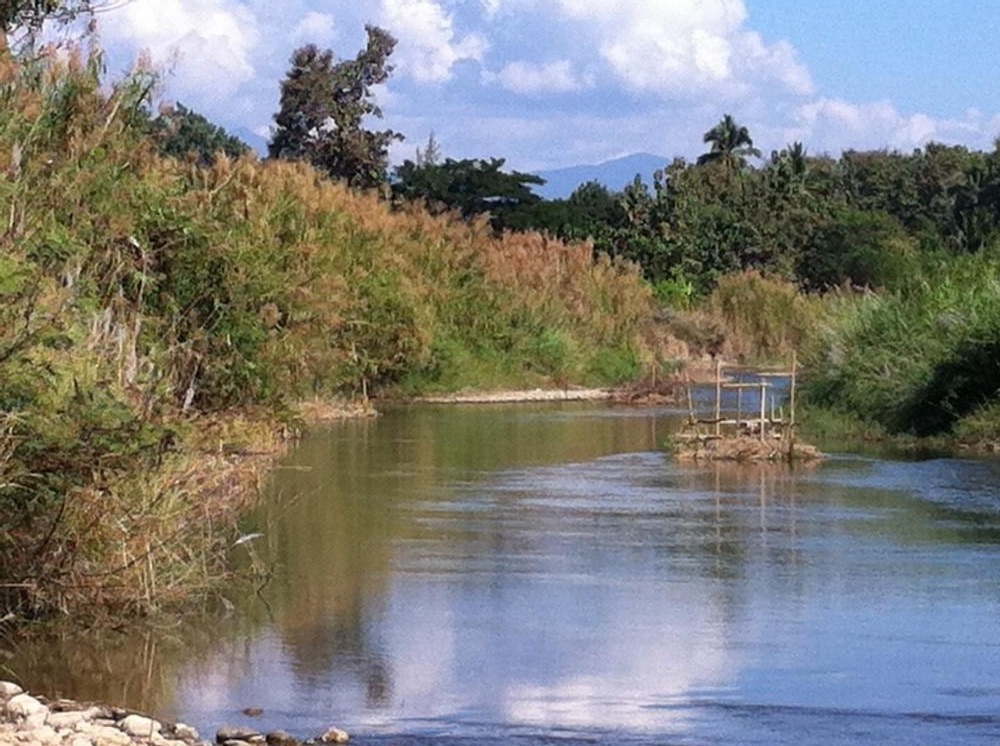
top-left (416, 387), bottom-right (614, 404)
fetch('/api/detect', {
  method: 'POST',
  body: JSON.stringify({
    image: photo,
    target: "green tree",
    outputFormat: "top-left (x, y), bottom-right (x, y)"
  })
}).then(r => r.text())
top-left (797, 208), bottom-right (916, 291)
top-left (0, 0), bottom-right (91, 35)
top-left (697, 114), bottom-right (762, 180)
top-left (269, 25), bottom-right (402, 190)
top-left (145, 102), bottom-right (250, 165)
top-left (415, 131), bottom-right (441, 166)
top-left (519, 180), bottom-right (629, 258)
top-left (392, 156), bottom-right (544, 232)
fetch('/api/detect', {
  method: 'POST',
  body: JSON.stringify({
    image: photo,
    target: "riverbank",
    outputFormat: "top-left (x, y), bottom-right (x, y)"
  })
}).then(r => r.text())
top-left (0, 681), bottom-right (349, 746)
top-left (0, 392), bottom-right (386, 625)
top-left (416, 387), bottom-right (613, 403)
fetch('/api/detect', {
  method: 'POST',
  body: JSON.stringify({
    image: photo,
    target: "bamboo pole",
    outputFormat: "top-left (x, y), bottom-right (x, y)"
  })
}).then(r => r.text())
top-left (685, 372), bottom-right (696, 426)
top-left (789, 351), bottom-right (798, 453)
top-left (790, 351), bottom-right (798, 428)
top-left (758, 380), bottom-right (767, 442)
top-left (714, 359), bottom-right (722, 437)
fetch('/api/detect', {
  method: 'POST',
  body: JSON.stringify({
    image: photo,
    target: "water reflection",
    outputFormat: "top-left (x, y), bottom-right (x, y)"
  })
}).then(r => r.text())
top-left (172, 404), bottom-right (1000, 743)
top-left (8, 402), bottom-right (1000, 746)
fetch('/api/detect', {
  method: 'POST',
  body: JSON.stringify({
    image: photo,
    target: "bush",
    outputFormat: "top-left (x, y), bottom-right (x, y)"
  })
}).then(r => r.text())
top-left (801, 252), bottom-right (1000, 435)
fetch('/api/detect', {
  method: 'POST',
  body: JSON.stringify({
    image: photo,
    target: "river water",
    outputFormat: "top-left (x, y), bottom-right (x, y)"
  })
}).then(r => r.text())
top-left (8, 398), bottom-right (1000, 745)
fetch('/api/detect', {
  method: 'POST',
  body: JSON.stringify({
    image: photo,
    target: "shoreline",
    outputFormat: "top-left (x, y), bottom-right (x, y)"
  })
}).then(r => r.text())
top-left (414, 387), bottom-right (614, 404)
top-left (0, 681), bottom-right (349, 746)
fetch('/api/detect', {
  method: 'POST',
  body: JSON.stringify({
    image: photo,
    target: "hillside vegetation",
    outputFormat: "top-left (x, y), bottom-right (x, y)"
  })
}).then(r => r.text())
top-left (0, 48), bottom-right (672, 621)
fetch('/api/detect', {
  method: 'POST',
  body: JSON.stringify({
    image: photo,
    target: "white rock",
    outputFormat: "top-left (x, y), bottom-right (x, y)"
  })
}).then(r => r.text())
top-left (47, 710), bottom-right (91, 730)
top-left (86, 724), bottom-right (132, 746)
top-left (69, 737), bottom-right (95, 746)
top-left (216, 726), bottom-right (262, 742)
top-left (20, 711), bottom-right (49, 731)
top-left (121, 714), bottom-right (162, 738)
top-left (173, 722), bottom-right (199, 741)
top-left (320, 727), bottom-right (350, 743)
top-left (82, 706), bottom-right (108, 721)
top-left (0, 683), bottom-right (23, 702)
top-left (5, 694), bottom-right (47, 719)
top-left (15, 725), bottom-right (59, 744)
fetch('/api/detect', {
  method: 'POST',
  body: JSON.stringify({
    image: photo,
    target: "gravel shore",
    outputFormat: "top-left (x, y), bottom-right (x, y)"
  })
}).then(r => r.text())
top-left (416, 387), bottom-right (613, 403)
top-left (0, 682), bottom-right (348, 746)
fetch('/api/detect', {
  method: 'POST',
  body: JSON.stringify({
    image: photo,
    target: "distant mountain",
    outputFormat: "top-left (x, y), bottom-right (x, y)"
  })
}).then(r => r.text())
top-left (234, 127), bottom-right (268, 157)
top-left (532, 152), bottom-right (671, 200)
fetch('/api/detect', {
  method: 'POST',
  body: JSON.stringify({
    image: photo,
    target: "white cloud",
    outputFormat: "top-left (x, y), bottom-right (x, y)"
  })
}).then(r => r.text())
top-left (485, 60), bottom-right (592, 95)
top-left (102, 0), bottom-right (260, 97)
top-left (292, 11), bottom-right (336, 45)
top-left (480, 0), bottom-right (503, 18)
top-left (95, 0), bottom-right (1000, 176)
top-left (785, 98), bottom-right (1000, 155)
top-left (555, 0), bottom-right (812, 100)
top-left (379, 0), bottom-right (487, 83)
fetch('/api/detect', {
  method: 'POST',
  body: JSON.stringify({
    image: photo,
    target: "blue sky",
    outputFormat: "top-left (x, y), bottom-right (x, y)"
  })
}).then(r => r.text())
top-left (85, 0), bottom-right (1000, 172)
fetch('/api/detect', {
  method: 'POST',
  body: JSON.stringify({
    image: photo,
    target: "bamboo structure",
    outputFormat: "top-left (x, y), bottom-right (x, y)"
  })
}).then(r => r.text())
top-left (673, 359), bottom-right (820, 463)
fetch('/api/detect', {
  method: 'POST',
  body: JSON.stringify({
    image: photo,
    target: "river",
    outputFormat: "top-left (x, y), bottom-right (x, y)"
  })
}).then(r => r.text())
top-left (7, 397), bottom-right (1000, 745)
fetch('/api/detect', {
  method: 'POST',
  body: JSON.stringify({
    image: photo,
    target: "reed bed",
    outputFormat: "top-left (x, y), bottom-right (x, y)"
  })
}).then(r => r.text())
top-left (0, 44), bottom-right (677, 620)
top-left (801, 252), bottom-right (1000, 437)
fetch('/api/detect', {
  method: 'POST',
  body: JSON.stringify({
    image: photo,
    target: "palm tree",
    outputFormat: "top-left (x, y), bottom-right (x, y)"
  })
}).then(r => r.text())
top-left (769, 141), bottom-right (808, 196)
top-left (697, 114), bottom-right (762, 184)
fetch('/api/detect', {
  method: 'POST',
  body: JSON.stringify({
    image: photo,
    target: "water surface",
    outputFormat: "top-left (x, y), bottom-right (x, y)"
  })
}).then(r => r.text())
top-left (9, 401), bottom-right (1000, 745)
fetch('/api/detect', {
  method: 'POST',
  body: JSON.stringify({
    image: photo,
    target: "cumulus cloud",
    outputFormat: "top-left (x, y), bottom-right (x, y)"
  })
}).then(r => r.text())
top-left (485, 60), bottom-right (592, 95)
top-left (783, 98), bottom-right (1000, 155)
top-left (292, 11), bottom-right (336, 45)
top-left (554, 0), bottom-right (813, 100)
top-left (101, 0), bottom-right (260, 97)
top-left (379, 0), bottom-right (487, 83)
top-left (95, 0), bottom-right (1000, 174)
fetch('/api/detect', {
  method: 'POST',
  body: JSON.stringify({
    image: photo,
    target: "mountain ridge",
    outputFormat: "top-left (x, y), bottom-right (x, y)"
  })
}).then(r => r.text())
top-left (532, 152), bottom-right (671, 200)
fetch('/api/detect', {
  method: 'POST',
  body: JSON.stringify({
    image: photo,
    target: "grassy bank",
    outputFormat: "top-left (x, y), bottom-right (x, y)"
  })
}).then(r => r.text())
top-left (799, 251), bottom-right (1000, 447)
top-left (663, 271), bottom-right (833, 365)
top-left (0, 46), bottom-right (678, 622)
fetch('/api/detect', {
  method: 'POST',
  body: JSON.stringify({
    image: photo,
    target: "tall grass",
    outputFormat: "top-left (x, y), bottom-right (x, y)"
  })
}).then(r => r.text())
top-left (666, 271), bottom-right (830, 364)
top-left (0, 45), bottom-right (676, 620)
top-left (801, 251), bottom-right (1000, 436)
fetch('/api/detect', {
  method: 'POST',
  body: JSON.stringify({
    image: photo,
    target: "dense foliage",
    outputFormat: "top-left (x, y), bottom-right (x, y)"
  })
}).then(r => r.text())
top-left (801, 252), bottom-right (1000, 440)
top-left (392, 156), bottom-right (544, 233)
top-left (0, 0), bottom-right (91, 34)
top-left (144, 102), bottom-right (251, 165)
top-left (394, 115), bottom-right (1000, 303)
top-left (0, 45), bottom-right (667, 620)
top-left (269, 26), bottom-right (402, 190)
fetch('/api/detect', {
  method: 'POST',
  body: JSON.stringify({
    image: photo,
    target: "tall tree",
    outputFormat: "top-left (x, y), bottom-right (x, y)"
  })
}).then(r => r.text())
top-left (269, 25), bottom-right (402, 190)
top-left (145, 102), bottom-right (250, 166)
top-left (392, 156), bottom-right (544, 232)
top-left (697, 114), bottom-right (762, 181)
top-left (414, 132), bottom-right (441, 166)
top-left (1, 0), bottom-right (82, 32)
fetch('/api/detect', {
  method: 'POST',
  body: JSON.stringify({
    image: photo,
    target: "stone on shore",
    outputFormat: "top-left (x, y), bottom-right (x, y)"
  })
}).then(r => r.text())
top-left (0, 681), bottom-right (348, 746)
top-left (216, 725), bottom-right (263, 744)
top-left (171, 723), bottom-right (200, 742)
top-left (120, 714), bottom-right (162, 739)
top-left (264, 730), bottom-right (297, 746)
top-left (319, 728), bottom-right (349, 744)
top-left (5, 694), bottom-right (46, 720)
